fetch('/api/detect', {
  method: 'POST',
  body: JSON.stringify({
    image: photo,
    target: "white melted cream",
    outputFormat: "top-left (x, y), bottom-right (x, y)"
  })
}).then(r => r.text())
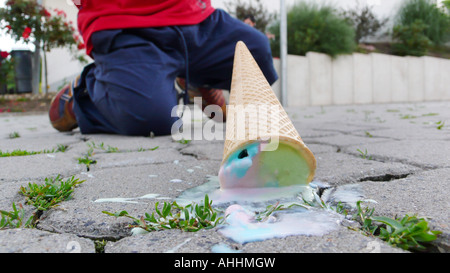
top-left (93, 193), bottom-right (166, 204)
top-left (175, 177), bottom-right (359, 245)
top-left (219, 205), bottom-right (342, 244)
top-left (211, 243), bottom-right (242, 253)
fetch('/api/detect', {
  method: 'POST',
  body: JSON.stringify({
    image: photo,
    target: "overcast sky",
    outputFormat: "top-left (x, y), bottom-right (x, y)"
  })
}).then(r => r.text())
top-left (0, 0), bottom-right (447, 51)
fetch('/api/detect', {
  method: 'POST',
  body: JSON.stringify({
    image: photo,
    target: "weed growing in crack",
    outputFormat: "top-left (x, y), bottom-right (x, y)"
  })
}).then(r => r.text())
top-left (255, 202), bottom-right (293, 222)
top-left (19, 175), bottom-right (85, 212)
top-left (94, 240), bottom-right (107, 253)
top-left (352, 201), bottom-right (441, 252)
top-left (0, 202), bottom-right (33, 229)
top-left (87, 141), bottom-right (119, 153)
top-left (357, 148), bottom-right (373, 160)
top-left (421, 113), bottom-right (439, 117)
top-left (8, 131), bottom-right (20, 139)
top-left (137, 146), bottom-right (159, 152)
top-left (56, 144), bottom-right (68, 152)
top-left (178, 139), bottom-right (191, 145)
top-left (436, 121), bottom-right (445, 130)
top-left (400, 114), bottom-right (418, 119)
top-left (1, 175), bottom-right (85, 230)
top-left (0, 144), bottom-right (69, 157)
top-left (77, 155), bottom-right (97, 171)
top-left (103, 194), bottom-right (224, 232)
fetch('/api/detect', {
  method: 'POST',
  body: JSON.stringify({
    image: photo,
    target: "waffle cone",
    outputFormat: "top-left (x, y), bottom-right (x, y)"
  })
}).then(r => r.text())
top-left (221, 41), bottom-right (316, 183)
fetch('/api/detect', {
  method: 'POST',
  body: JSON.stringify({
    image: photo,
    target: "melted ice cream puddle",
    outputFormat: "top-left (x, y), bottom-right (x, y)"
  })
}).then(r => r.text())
top-left (175, 177), bottom-right (345, 244)
top-left (94, 193), bottom-right (168, 204)
top-left (211, 243), bottom-right (242, 253)
top-left (220, 205), bottom-right (342, 244)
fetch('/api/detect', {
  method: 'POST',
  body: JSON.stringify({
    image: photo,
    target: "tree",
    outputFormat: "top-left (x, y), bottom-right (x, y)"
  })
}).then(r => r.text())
top-left (225, 0), bottom-right (275, 33)
top-left (0, 0), bottom-right (86, 94)
top-left (341, 1), bottom-right (388, 43)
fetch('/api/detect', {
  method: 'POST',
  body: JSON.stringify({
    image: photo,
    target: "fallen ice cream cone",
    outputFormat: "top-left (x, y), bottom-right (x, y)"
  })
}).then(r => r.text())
top-left (218, 41), bottom-right (316, 189)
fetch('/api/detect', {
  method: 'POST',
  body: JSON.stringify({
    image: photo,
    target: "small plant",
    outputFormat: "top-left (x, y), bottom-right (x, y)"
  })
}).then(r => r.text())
top-left (353, 200), bottom-right (378, 235)
top-left (421, 113), bottom-right (439, 117)
top-left (365, 131), bottom-right (373, 138)
top-left (178, 139), bottom-right (191, 145)
top-left (137, 146), bottom-right (159, 152)
top-left (103, 195), bottom-right (224, 232)
top-left (386, 109), bottom-right (400, 113)
top-left (353, 201), bottom-right (441, 251)
top-left (8, 131), bottom-right (20, 139)
top-left (77, 155), bottom-right (97, 171)
top-left (0, 202), bottom-right (33, 229)
top-left (436, 121), bottom-right (445, 130)
top-left (106, 145), bottom-right (119, 153)
top-left (400, 114), bottom-right (419, 119)
top-left (357, 148), bottom-right (373, 160)
top-left (0, 149), bottom-right (38, 157)
top-left (87, 141), bottom-right (119, 153)
top-left (372, 214), bottom-right (441, 251)
top-left (56, 144), bottom-right (68, 152)
top-left (0, 144), bottom-right (68, 157)
top-left (94, 240), bottom-right (107, 253)
top-left (19, 175), bottom-right (85, 211)
top-left (255, 202), bottom-right (287, 222)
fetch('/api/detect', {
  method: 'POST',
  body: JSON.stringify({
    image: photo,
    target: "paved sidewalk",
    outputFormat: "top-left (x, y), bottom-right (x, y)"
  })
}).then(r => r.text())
top-left (0, 101), bottom-right (448, 253)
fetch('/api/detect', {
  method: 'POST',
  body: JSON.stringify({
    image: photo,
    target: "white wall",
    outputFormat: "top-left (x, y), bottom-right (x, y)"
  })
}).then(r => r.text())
top-left (272, 52), bottom-right (450, 106)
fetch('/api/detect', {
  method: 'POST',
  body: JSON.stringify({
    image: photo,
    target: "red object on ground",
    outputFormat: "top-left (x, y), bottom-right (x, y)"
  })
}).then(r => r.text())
top-left (73, 0), bottom-right (215, 56)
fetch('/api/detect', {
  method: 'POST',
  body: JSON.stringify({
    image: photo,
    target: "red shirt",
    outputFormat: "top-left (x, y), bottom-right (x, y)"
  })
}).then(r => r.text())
top-left (74, 0), bottom-right (215, 56)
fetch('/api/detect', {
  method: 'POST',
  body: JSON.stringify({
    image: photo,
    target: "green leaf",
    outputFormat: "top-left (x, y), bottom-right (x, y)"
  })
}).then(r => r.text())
top-left (162, 202), bottom-right (171, 217)
top-left (155, 202), bottom-right (162, 217)
top-left (372, 216), bottom-right (404, 230)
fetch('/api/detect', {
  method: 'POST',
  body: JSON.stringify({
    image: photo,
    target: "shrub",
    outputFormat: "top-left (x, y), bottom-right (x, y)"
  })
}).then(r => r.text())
top-left (392, 20), bottom-right (433, 56)
top-left (269, 2), bottom-right (356, 58)
top-left (395, 0), bottom-right (450, 46)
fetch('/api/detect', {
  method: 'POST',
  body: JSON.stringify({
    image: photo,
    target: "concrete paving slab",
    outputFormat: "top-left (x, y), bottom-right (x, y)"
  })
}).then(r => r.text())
top-left (0, 228), bottom-right (95, 253)
top-left (179, 142), bottom-right (225, 161)
top-left (90, 148), bottom-right (195, 170)
top-left (360, 168), bottom-right (450, 251)
top-left (0, 133), bottom-right (80, 152)
top-left (343, 140), bottom-right (450, 169)
top-left (82, 134), bottom-right (186, 151)
top-left (309, 133), bottom-right (390, 148)
top-left (0, 152), bottom-right (82, 181)
top-left (314, 152), bottom-right (420, 186)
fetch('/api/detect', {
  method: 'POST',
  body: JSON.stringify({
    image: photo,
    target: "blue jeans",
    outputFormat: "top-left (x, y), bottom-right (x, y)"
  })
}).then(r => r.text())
top-left (73, 9), bottom-right (278, 136)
